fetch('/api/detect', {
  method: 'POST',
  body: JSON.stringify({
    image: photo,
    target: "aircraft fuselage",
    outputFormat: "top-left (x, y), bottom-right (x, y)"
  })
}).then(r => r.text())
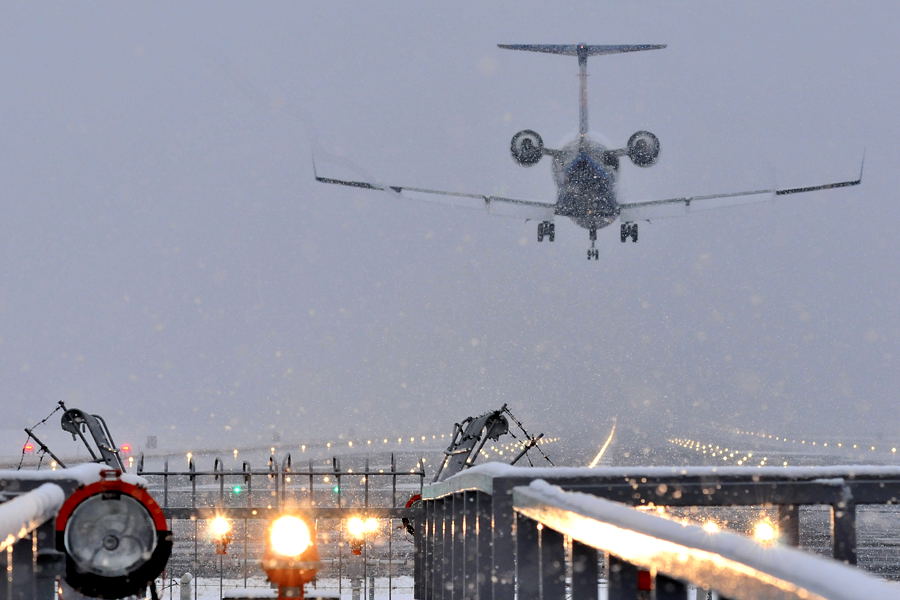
top-left (551, 137), bottom-right (620, 231)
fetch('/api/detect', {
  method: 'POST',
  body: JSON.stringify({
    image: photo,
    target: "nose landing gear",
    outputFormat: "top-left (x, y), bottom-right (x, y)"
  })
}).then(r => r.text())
top-left (620, 222), bottom-right (638, 243)
top-left (587, 227), bottom-right (599, 260)
top-left (537, 221), bottom-right (555, 242)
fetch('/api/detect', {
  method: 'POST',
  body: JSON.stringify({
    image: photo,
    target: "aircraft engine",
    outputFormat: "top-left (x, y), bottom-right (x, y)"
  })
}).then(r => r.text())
top-left (510, 129), bottom-right (544, 166)
top-left (627, 130), bottom-right (660, 167)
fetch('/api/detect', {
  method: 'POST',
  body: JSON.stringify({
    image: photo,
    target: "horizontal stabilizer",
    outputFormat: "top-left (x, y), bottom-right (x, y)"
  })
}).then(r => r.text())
top-left (498, 43), bottom-right (666, 57)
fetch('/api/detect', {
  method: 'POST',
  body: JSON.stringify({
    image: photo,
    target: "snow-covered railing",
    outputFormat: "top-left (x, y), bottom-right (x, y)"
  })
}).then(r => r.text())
top-left (0, 463), bottom-right (148, 599)
top-left (0, 482), bottom-right (65, 552)
top-left (514, 479), bottom-right (899, 600)
top-left (417, 463), bottom-right (900, 600)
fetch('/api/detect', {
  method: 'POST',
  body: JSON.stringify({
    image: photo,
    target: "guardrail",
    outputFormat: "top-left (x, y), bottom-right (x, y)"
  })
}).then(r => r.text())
top-left (515, 479), bottom-right (897, 600)
top-left (418, 463), bottom-right (900, 600)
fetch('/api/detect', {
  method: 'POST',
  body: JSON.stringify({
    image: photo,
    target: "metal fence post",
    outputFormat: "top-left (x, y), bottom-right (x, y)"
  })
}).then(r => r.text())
top-left (777, 504), bottom-right (800, 547)
top-left (831, 500), bottom-right (857, 565)
top-left (34, 521), bottom-right (63, 600)
top-left (442, 496), bottom-right (454, 599)
top-left (415, 503), bottom-right (426, 600)
top-left (491, 479), bottom-right (516, 600)
top-left (425, 500), bottom-right (435, 600)
top-left (515, 513), bottom-right (539, 600)
top-left (607, 554), bottom-right (638, 600)
top-left (655, 574), bottom-right (688, 600)
top-left (433, 498), bottom-right (445, 600)
top-left (463, 491), bottom-right (477, 598)
top-left (10, 535), bottom-right (35, 600)
top-left (571, 539), bottom-right (599, 600)
top-left (475, 492), bottom-right (492, 600)
top-left (540, 527), bottom-right (565, 599)
top-left (452, 493), bottom-right (464, 600)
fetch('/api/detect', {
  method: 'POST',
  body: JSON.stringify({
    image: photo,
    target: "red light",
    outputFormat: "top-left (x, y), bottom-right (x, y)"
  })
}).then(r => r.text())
top-left (23, 443), bottom-right (34, 453)
top-left (120, 444), bottom-right (132, 454)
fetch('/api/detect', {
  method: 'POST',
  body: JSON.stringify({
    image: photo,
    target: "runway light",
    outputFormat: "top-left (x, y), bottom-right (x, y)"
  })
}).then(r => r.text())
top-left (120, 443), bottom-right (132, 454)
top-left (231, 485), bottom-right (243, 495)
top-left (23, 442), bottom-right (34, 453)
top-left (753, 519), bottom-right (778, 545)
top-left (269, 515), bottom-right (312, 557)
top-left (210, 516), bottom-right (231, 536)
top-left (347, 516), bottom-right (379, 539)
top-left (702, 521), bottom-right (720, 534)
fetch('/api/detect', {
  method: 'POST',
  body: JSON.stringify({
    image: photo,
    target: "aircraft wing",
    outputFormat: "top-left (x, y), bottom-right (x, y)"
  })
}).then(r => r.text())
top-left (618, 158), bottom-right (864, 222)
top-left (314, 168), bottom-right (556, 221)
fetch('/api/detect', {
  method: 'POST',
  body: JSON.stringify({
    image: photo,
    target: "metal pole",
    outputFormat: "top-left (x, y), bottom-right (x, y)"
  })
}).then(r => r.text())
top-left (607, 555), bottom-right (638, 600)
top-left (475, 492), bottom-right (492, 600)
top-left (462, 491), bottom-right (477, 599)
top-left (515, 514), bottom-right (539, 600)
top-left (432, 499), bottom-right (445, 600)
top-left (831, 500), bottom-right (857, 564)
top-left (540, 527), bottom-right (565, 599)
top-left (571, 540), bottom-right (599, 600)
top-left (777, 504), bottom-right (800, 547)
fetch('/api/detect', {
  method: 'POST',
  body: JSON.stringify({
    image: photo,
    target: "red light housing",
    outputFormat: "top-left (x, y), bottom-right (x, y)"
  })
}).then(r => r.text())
top-left (120, 443), bottom-right (132, 454)
top-left (23, 442), bottom-right (35, 453)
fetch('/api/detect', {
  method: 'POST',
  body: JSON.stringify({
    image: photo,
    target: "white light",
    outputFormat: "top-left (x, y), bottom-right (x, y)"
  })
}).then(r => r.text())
top-left (269, 516), bottom-right (312, 557)
top-left (702, 521), bottom-right (720, 534)
top-left (209, 516), bottom-right (232, 539)
top-left (347, 516), bottom-right (380, 539)
top-left (753, 520), bottom-right (778, 545)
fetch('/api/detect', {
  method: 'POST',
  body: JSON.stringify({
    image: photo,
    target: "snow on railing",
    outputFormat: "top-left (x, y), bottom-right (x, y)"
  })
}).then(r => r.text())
top-left (514, 479), bottom-right (900, 600)
top-left (0, 482), bottom-right (65, 553)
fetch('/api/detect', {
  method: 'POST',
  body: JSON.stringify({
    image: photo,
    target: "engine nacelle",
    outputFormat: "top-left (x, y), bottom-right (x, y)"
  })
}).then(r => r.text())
top-left (510, 129), bottom-right (544, 166)
top-left (627, 130), bottom-right (660, 167)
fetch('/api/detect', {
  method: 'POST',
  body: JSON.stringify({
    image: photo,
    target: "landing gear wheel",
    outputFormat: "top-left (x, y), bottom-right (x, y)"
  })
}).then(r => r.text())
top-left (586, 248), bottom-right (599, 260)
top-left (621, 222), bottom-right (639, 243)
top-left (538, 221), bottom-right (554, 243)
top-left (631, 223), bottom-right (638, 243)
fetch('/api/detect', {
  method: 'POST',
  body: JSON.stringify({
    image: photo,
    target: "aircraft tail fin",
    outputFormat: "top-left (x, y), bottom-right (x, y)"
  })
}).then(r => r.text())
top-left (499, 44), bottom-right (665, 135)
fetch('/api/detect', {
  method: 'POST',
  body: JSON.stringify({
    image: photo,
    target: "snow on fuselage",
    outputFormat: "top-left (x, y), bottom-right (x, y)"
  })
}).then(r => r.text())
top-left (551, 137), bottom-right (620, 230)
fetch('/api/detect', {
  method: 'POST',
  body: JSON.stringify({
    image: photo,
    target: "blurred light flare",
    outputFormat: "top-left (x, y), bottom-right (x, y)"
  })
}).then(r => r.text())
top-left (269, 515), bottom-right (313, 557)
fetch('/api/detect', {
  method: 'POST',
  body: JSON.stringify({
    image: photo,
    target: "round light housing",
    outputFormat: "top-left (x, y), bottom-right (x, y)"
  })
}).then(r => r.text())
top-left (64, 493), bottom-right (157, 576)
top-left (269, 515), bottom-right (312, 557)
top-left (56, 471), bottom-right (172, 599)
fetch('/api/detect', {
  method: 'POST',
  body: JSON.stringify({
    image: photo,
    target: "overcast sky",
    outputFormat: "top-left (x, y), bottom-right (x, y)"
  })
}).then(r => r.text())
top-left (1, 2), bottom-right (897, 456)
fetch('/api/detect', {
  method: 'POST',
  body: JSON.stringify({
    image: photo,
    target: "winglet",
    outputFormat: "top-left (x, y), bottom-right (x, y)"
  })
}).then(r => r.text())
top-left (311, 153), bottom-right (321, 181)
top-left (858, 148), bottom-right (866, 184)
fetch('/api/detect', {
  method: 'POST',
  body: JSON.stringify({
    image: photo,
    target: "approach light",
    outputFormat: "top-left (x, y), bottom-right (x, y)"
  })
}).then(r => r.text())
top-left (347, 516), bottom-right (379, 539)
top-left (702, 521), bottom-right (720, 534)
top-left (209, 516), bottom-right (233, 555)
top-left (119, 443), bottom-right (132, 454)
top-left (752, 519), bottom-right (778, 545)
top-left (262, 514), bottom-right (319, 600)
top-left (210, 516), bottom-right (232, 538)
top-left (269, 515), bottom-right (313, 558)
top-left (23, 442), bottom-right (34, 453)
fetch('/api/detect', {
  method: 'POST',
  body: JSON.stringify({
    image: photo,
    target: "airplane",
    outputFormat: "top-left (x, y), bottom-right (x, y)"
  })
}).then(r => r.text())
top-left (315, 43), bottom-right (863, 260)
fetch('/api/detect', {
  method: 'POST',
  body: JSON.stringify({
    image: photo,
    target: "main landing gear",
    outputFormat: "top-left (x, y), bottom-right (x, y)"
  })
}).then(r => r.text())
top-left (620, 222), bottom-right (638, 243)
top-left (587, 227), bottom-right (599, 260)
top-left (537, 221), bottom-right (555, 242)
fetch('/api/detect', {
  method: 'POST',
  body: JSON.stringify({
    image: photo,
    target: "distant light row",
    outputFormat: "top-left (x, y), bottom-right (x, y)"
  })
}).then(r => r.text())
top-left (669, 438), bottom-right (784, 467)
top-left (732, 429), bottom-right (897, 454)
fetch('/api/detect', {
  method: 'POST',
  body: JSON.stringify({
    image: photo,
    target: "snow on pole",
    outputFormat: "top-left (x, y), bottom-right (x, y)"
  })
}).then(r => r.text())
top-left (0, 482), bottom-right (65, 552)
